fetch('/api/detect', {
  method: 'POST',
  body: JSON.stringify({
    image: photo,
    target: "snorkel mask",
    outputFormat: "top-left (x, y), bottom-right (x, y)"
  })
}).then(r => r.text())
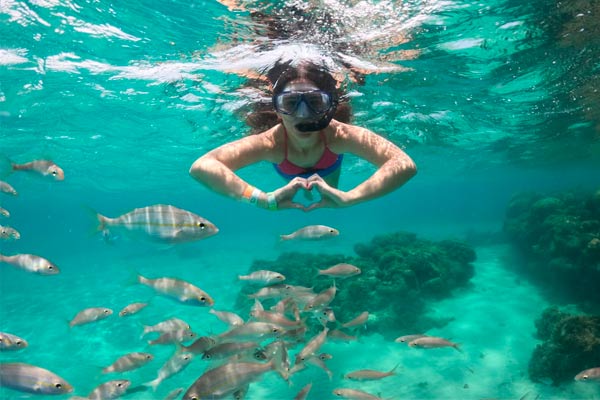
top-left (273, 90), bottom-right (338, 132)
top-left (270, 61), bottom-right (339, 132)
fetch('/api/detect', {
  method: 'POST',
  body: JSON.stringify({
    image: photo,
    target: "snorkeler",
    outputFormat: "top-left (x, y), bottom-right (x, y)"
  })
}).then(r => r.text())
top-left (189, 61), bottom-right (416, 211)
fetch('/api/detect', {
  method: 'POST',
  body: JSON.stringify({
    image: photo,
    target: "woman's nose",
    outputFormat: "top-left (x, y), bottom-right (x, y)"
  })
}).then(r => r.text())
top-left (295, 101), bottom-right (311, 118)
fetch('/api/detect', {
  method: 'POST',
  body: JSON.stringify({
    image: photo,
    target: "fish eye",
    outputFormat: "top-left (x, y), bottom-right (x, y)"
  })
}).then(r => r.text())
top-left (204, 354), bottom-right (211, 359)
top-left (48, 265), bottom-right (54, 269)
top-left (583, 375), bottom-right (589, 380)
top-left (198, 222), bottom-right (205, 229)
top-left (200, 296), bottom-right (206, 301)
top-left (103, 309), bottom-right (110, 313)
top-left (117, 383), bottom-right (123, 387)
top-left (52, 170), bottom-right (57, 175)
top-left (55, 383), bottom-right (62, 389)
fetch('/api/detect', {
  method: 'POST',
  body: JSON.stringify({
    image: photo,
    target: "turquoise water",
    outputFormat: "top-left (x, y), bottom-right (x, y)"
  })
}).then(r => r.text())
top-left (1, 0), bottom-right (600, 399)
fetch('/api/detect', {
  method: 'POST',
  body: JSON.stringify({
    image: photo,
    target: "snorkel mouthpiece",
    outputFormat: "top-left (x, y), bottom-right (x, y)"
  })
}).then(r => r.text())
top-left (294, 102), bottom-right (337, 132)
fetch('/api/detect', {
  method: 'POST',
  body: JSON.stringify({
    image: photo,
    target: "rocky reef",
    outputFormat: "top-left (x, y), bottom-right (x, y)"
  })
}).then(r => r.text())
top-left (235, 231), bottom-right (476, 339)
top-left (529, 307), bottom-right (600, 385)
top-left (504, 189), bottom-right (600, 306)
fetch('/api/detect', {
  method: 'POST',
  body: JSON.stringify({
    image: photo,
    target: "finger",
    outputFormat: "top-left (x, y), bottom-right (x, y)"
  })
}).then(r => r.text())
top-left (305, 201), bottom-right (326, 211)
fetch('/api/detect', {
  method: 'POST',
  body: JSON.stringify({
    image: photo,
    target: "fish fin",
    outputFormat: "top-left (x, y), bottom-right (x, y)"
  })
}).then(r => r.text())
top-left (453, 343), bottom-right (463, 353)
top-left (0, 155), bottom-right (14, 178)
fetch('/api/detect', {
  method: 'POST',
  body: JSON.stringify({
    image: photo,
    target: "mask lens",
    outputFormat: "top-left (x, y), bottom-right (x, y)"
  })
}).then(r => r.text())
top-left (275, 91), bottom-right (332, 115)
top-left (304, 92), bottom-right (331, 114)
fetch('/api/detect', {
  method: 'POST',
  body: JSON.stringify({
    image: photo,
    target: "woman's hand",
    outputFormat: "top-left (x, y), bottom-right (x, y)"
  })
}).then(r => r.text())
top-left (271, 177), bottom-right (311, 210)
top-left (304, 174), bottom-right (353, 211)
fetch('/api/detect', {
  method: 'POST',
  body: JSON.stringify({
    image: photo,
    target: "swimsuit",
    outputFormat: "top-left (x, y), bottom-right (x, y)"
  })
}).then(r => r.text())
top-left (273, 128), bottom-right (344, 180)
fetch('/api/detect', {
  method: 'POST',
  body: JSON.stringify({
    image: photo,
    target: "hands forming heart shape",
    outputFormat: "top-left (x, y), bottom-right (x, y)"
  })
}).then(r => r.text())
top-left (273, 174), bottom-right (348, 211)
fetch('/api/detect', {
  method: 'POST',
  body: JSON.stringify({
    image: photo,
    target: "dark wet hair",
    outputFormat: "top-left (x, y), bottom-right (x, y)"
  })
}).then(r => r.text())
top-left (244, 61), bottom-right (352, 133)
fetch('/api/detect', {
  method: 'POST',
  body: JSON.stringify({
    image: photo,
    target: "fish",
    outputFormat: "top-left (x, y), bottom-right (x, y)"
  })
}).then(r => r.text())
top-left (306, 354), bottom-right (333, 380)
top-left (341, 311), bottom-right (369, 328)
top-left (102, 352), bottom-right (154, 373)
top-left (138, 275), bottom-right (214, 306)
top-left (280, 225), bottom-right (339, 241)
top-left (142, 317), bottom-right (190, 336)
top-left (295, 327), bottom-right (329, 365)
top-left (408, 336), bottom-right (461, 352)
top-left (182, 361), bottom-right (274, 399)
top-left (294, 382), bottom-right (313, 400)
top-left (202, 341), bottom-right (260, 361)
top-left (304, 284), bottom-right (336, 311)
top-left (218, 322), bottom-right (282, 341)
top-left (0, 225), bottom-right (19, 240)
top-left (0, 206), bottom-right (9, 217)
top-left (0, 362), bottom-right (73, 395)
top-left (327, 329), bottom-right (357, 342)
top-left (394, 334), bottom-right (428, 343)
top-left (0, 253), bottom-right (59, 275)
top-left (209, 309), bottom-right (245, 326)
top-left (146, 352), bottom-right (193, 391)
top-left (344, 364), bottom-right (399, 380)
top-left (0, 332), bottom-right (28, 351)
top-left (96, 204), bottom-right (218, 243)
top-left (148, 329), bottom-right (197, 345)
top-left (177, 336), bottom-right (217, 354)
top-left (118, 302), bottom-right (148, 317)
top-left (317, 263), bottom-right (361, 278)
top-left (0, 181), bottom-right (17, 195)
top-left (238, 270), bottom-right (286, 284)
top-left (332, 388), bottom-right (384, 399)
top-left (87, 379), bottom-right (130, 400)
top-left (11, 160), bottom-right (65, 181)
top-left (574, 367), bottom-right (600, 381)
top-left (69, 307), bottom-right (113, 327)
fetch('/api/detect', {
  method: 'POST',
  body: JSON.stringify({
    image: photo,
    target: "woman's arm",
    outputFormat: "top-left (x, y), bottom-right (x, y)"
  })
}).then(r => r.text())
top-left (189, 131), bottom-right (307, 210)
top-left (309, 123), bottom-right (417, 208)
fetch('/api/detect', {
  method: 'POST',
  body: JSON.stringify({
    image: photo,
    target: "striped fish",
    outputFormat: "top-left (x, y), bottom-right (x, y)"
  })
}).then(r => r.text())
top-left (96, 204), bottom-right (218, 243)
top-left (0, 362), bottom-right (73, 395)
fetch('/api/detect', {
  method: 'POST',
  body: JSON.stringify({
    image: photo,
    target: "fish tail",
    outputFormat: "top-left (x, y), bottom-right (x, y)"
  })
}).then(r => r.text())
top-left (279, 234), bottom-right (292, 241)
top-left (453, 343), bottom-right (463, 353)
top-left (143, 378), bottom-right (161, 391)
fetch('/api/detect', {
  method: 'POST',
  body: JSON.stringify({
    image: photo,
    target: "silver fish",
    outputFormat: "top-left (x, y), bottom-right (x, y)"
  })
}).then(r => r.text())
top-left (202, 341), bottom-right (259, 361)
top-left (143, 317), bottom-right (190, 336)
top-left (0, 225), bottom-right (19, 240)
top-left (69, 307), bottom-right (113, 327)
top-left (102, 352), bottom-right (154, 373)
top-left (575, 367), bottom-right (600, 381)
top-left (0, 181), bottom-right (17, 195)
top-left (88, 379), bottom-right (130, 400)
top-left (280, 225), bottom-right (339, 241)
top-left (177, 336), bottom-right (217, 354)
top-left (394, 334), bottom-right (428, 343)
top-left (317, 263), bottom-right (361, 278)
top-left (183, 361), bottom-right (274, 399)
top-left (408, 336), bottom-right (461, 351)
top-left (97, 204), bottom-right (218, 243)
top-left (138, 275), bottom-right (214, 306)
top-left (209, 309), bottom-right (244, 327)
top-left (12, 160), bottom-right (64, 181)
top-left (146, 352), bottom-right (193, 391)
top-left (164, 387), bottom-right (184, 400)
top-left (0, 332), bottom-right (28, 351)
top-left (0, 206), bottom-right (10, 217)
top-left (341, 311), bottom-right (369, 328)
top-left (294, 382), bottom-right (313, 400)
top-left (238, 270), bottom-right (286, 284)
top-left (295, 327), bottom-right (329, 365)
top-left (148, 329), bottom-right (197, 345)
top-left (218, 322), bottom-right (282, 341)
top-left (332, 388), bottom-right (383, 400)
top-left (0, 362), bottom-right (73, 395)
top-left (118, 302), bottom-right (148, 317)
top-left (344, 364), bottom-right (399, 380)
top-left (0, 253), bottom-right (59, 275)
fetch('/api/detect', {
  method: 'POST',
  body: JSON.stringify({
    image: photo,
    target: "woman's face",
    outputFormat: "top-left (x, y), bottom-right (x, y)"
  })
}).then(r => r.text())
top-left (277, 80), bottom-right (325, 132)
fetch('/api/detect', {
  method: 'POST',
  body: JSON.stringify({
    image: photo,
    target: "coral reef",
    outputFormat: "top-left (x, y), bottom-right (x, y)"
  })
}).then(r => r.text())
top-left (235, 232), bottom-right (476, 339)
top-left (504, 190), bottom-right (600, 306)
top-left (529, 307), bottom-right (600, 385)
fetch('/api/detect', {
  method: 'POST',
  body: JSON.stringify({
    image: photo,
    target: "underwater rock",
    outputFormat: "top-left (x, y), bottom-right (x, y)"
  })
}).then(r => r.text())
top-left (529, 307), bottom-right (600, 385)
top-left (235, 232), bottom-right (476, 339)
top-left (504, 190), bottom-right (600, 307)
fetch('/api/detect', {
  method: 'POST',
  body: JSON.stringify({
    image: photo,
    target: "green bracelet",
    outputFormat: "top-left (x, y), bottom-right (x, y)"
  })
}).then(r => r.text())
top-left (266, 192), bottom-right (277, 211)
